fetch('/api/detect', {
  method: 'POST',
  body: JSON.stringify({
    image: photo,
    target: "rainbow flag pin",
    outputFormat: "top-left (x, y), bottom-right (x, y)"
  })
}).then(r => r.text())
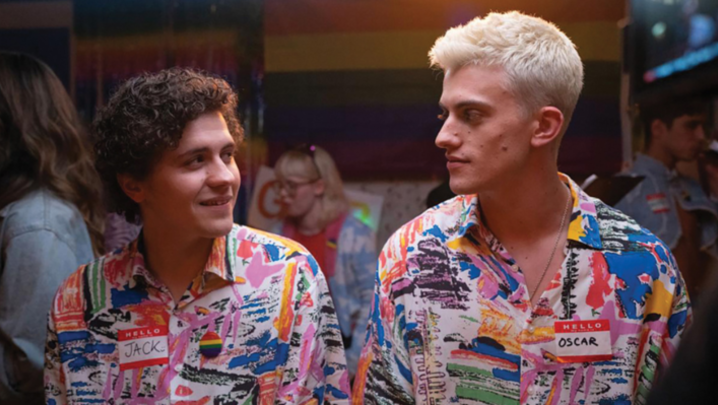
top-left (199, 331), bottom-right (222, 358)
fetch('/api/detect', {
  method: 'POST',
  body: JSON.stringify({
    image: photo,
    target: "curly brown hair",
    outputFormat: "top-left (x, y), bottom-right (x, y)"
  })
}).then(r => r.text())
top-left (94, 68), bottom-right (243, 223)
top-left (0, 52), bottom-right (105, 254)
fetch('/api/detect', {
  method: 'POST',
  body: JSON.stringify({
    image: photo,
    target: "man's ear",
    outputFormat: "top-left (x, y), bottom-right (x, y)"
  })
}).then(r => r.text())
top-left (650, 119), bottom-right (668, 142)
top-left (530, 106), bottom-right (565, 149)
top-left (117, 173), bottom-right (146, 203)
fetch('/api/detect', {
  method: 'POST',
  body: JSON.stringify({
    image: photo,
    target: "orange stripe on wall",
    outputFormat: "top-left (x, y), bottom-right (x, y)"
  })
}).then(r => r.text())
top-left (266, 0), bottom-right (625, 36)
top-left (266, 22), bottom-right (620, 72)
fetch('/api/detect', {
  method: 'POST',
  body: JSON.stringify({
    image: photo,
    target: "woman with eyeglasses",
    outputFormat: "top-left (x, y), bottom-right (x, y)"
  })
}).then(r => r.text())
top-left (274, 145), bottom-right (376, 377)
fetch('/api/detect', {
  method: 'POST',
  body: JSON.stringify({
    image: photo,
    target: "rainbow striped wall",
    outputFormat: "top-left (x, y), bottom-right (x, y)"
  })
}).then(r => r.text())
top-left (264, 0), bottom-right (625, 179)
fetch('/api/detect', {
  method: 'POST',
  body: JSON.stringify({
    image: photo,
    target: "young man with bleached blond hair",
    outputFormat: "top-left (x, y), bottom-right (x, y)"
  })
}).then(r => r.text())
top-left (352, 11), bottom-right (689, 405)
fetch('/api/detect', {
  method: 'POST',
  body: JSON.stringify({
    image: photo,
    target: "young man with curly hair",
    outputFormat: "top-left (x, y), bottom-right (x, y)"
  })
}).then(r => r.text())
top-left (352, 12), bottom-right (690, 405)
top-left (44, 69), bottom-right (350, 404)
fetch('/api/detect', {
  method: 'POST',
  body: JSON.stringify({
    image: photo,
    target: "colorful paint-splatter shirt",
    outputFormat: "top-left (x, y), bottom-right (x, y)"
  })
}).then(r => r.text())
top-left (353, 174), bottom-right (690, 405)
top-left (44, 224), bottom-right (350, 404)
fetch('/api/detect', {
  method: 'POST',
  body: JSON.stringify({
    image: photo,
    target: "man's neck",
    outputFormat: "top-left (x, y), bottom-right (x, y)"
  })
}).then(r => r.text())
top-left (646, 146), bottom-right (676, 170)
top-left (141, 222), bottom-right (214, 302)
top-left (479, 164), bottom-right (569, 245)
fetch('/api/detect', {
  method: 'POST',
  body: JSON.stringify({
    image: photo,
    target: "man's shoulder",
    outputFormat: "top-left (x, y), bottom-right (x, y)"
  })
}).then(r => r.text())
top-left (228, 224), bottom-right (322, 278)
top-left (595, 198), bottom-right (665, 244)
top-left (380, 195), bottom-right (471, 269)
top-left (49, 259), bottom-right (93, 327)
top-left (594, 199), bottom-right (676, 267)
top-left (387, 194), bottom-right (468, 246)
top-left (229, 224), bottom-right (309, 255)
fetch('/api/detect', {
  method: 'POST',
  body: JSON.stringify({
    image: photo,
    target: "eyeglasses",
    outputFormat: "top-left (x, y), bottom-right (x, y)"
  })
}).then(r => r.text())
top-left (277, 178), bottom-right (318, 195)
top-left (276, 144), bottom-right (322, 195)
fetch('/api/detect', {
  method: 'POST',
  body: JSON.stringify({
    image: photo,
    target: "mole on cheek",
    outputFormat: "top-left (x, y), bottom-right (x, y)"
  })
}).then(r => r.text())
top-left (502, 146), bottom-right (509, 151)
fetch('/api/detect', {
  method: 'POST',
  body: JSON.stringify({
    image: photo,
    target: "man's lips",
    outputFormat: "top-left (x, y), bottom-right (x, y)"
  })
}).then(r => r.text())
top-left (199, 196), bottom-right (233, 206)
top-left (446, 155), bottom-right (470, 168)
top-left (446, 156), bottom-right (469, 163)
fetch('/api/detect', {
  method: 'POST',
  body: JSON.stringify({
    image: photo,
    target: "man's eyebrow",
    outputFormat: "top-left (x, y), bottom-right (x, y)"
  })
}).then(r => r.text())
top-left (438, 99), bottom-right (493, 111)
top-left (456, 99), bottom-right (493, 111)
top-left (176, 142), bottom-right (236, 159)
top-left (177, 147), bottom-right (209, 159)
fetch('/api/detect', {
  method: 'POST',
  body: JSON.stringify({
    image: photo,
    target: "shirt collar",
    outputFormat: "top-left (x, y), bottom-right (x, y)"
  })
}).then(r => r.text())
top-left (123, 232), bottom-right (236, 290)
top-left (455, 173), bottom-right (603, 250)
top-left (634, 153), bottom-right (676, 178)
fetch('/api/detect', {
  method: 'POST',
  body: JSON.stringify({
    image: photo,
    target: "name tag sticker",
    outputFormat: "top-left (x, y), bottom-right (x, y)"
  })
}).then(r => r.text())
top-left (647, 193), bottom-right (670, 214)
top-left (118, 326), bottom-right (169, 371)
top-left (554, 319), bottom-right (612, 363)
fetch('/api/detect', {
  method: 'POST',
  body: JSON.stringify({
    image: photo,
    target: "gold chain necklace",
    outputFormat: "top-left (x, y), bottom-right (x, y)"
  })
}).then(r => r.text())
top-left (529, 190), bottom-right (572, 302)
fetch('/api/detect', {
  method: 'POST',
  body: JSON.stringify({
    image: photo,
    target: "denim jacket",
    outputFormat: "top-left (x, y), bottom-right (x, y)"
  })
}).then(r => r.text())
top-left (0, 189), bottom-right (93, 404)
top-left (276, 214), bottom-right (376, 374)
top-left (615, 154), bottom-right (718, 257)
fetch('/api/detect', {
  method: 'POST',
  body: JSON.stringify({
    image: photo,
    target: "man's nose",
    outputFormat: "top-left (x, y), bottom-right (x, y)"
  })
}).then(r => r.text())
top-left (435, 121), bottom-right (459, 150)
top-left (208, 158), bottom-right (234, 187)
top-left (697, 125), bottom-right (706, 141)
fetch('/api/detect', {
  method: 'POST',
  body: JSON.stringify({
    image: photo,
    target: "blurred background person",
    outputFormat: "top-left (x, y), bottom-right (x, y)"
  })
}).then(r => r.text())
top-left (646, 269), bottom-right (718, 405)
top-left (615, 98), bottom-right (716, 301)
top-left (274, 144), bottom-right (376, 377)
top-left (0, 52), bottom-right (104, 404)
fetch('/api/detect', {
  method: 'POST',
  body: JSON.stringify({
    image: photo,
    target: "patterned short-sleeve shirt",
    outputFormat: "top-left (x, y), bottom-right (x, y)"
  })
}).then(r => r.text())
top-left (44, 224), bottom-right (350, 404)
top-left (353, 174), bottom-right (690, 405)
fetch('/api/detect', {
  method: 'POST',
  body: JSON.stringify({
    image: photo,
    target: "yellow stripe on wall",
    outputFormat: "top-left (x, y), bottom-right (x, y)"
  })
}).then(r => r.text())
top-left (562, 22), bottom-right (622, 64)
top-left (266, 30), bottom-right (439, 72)
top-left (266, 22), bottom-right (620, 73)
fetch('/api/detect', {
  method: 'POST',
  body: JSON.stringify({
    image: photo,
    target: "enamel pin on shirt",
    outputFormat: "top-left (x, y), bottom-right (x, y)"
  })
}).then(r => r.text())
top-left (200, 331), bottom-right (222, 358)
top-left (554, 319), bottom-right (612, 363)
top-left (118, 326), bottom-right (170, 371)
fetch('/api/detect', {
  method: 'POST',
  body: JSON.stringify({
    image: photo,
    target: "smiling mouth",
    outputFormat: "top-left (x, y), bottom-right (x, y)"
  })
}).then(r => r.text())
top-left (200, 197), bottom-right (232, 206)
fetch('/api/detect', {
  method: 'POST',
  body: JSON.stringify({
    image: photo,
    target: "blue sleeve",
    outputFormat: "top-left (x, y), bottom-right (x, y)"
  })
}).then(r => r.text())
top-left (346, 224), bottom-right (378, 374)
top-left (0, 229), bottom-right (81, 403)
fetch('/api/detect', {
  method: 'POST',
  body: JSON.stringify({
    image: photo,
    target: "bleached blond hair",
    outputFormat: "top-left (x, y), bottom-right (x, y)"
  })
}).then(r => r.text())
top-left (274, 146), bottom-right (349, 228)
top-left (429, 11), bottom-right (584, 127)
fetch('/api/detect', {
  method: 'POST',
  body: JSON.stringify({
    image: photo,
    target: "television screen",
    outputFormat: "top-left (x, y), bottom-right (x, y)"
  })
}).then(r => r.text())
top-left (632, 0), bottom-right (718, 98)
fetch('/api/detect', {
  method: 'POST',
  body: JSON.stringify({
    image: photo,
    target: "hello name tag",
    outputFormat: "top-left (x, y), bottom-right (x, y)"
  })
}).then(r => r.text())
top-left (118, 326), bottom-right (169, 371)
top-left (554, 319), bottom-right (612, 363)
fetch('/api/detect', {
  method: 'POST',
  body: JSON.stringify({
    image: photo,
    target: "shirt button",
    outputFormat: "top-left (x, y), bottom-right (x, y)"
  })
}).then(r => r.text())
top-left (527, 386), bottom-right (535, 395)
top-left (527, 325), bottom-right (536, 334)
top-left (174, 364), bottom-right (182, 372)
